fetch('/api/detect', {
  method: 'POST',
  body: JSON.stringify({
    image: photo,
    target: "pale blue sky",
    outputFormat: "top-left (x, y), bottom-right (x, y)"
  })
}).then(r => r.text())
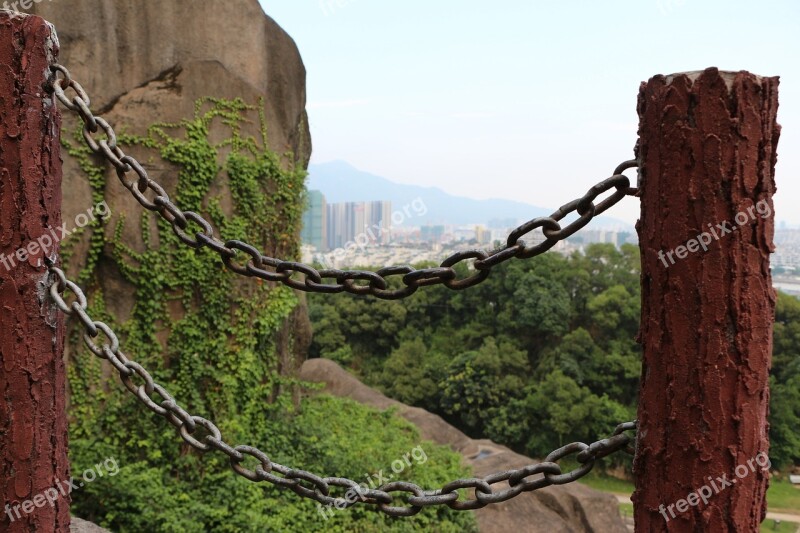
top-left (259, 0), bottom-right (799, 226)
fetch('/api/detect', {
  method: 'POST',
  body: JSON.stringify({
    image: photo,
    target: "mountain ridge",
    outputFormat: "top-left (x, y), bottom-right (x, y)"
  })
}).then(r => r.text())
top-left (307, 160), bottom-right (633, 229)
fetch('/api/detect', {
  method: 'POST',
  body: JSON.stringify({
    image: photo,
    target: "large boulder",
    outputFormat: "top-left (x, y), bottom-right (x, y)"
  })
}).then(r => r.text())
top-left (301, 358), bottom-right (627, 533)
top-left (30, 0), bottom-right (308, 156)
top-left (28, 0), bottom-right (312, 383)
top-left (25, 3), bottom-right (313, 528)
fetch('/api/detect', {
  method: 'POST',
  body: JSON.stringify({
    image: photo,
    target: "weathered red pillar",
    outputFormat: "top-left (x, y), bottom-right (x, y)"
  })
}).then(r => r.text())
top-left (634, 68), bottom-right (779, 531)
top-left (0, 12), bottom-right (69, 532)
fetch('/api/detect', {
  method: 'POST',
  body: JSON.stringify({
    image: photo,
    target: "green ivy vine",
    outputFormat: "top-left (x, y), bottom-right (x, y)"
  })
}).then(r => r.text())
top-left (59, 98), bottom-right (476, 532)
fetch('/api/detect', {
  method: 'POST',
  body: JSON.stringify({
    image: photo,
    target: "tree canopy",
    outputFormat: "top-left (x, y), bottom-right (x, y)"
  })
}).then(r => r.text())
top-left (309, 243), bottom-right (800, 470)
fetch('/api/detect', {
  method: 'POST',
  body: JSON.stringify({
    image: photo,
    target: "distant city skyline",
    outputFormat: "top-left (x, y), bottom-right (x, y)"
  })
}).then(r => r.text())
top-left (261, 1), bottom-right (800, 227)
top-left (301, 187), bottom-right (800, 280)
top-left (302, 191), bottom-right (395, 252)
top-left (301, 187), bottom-right (639, 256)
top-left (304, 161), bottom-right (800, 233)
top-left (305, 160), bottom-right (634, 230)
top-left (326, 200), bottom-right (393, 250)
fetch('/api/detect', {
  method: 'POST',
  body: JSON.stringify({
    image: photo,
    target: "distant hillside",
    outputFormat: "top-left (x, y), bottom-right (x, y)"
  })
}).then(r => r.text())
top-left (307, 161), bottom-right (633, 229)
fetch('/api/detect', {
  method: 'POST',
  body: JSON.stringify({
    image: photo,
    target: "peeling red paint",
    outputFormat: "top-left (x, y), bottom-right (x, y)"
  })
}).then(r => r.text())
top-left (633, 68), bottom-right (779, 531)
top-left (1, 12), bottom-right (69, 533)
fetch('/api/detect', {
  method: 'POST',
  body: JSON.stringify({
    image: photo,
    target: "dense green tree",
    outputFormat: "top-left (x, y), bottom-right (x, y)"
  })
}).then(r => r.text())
top-left (770, 374), bottom-right (800, 469)
top-left (308, 294), bottom-right (407, 375)
top-left (586, 285), bottom-right (639, 335)
top-left (769, 292), bottom-right (800, 468)
top-left (498, 272), bottom-right (572, 352)
top-left (487, 370), bottom-right (632, 459)
top-left (377, 338), bottom-right (446, 408)
top-left (773, 292), bottom-right (800, 382)
top-left (439, 337), bottom-right (530, 435)
top-left (536, 327), bottom-right (600, 385)
top-left (307, 244), bottom-right (800, 471)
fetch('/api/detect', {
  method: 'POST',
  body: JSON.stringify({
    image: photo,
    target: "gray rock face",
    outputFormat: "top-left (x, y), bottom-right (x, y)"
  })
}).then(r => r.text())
top-left (27, 0), bottom-right (312, 387)
top-left (24, 2), bottom-right (313, 528)
top-left (30, 0), bottom-right (308, 155)
top-left (300, 358), bottom-right (628, 533)
top-left (70, 517), bottom-right (110, 533)
top-left (30, 0), bottom-right (310, 262)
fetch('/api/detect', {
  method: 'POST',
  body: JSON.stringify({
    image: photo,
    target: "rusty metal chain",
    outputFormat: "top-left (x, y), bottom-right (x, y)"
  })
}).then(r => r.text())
top-left (46, 261), bottom-right (636, 515)
top-left (46, 61), bottom-right (640, 515)
top-left (48, 63), bottom-right (639, 300)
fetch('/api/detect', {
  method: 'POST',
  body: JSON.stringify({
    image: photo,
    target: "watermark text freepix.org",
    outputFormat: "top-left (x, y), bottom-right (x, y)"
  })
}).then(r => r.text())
top-left (319, 0), bottom-right (357, 17)
top-left (1, 0), bottom-right (55, 18)
top-left (317, 445), bottom-right (428, 519)
top-left (658, 452), bottom-right (770, 522)
top-left (0, 201), bottom-right (110, 273)
top-left (4, 457), bottom-right (119, 523)
top-left (658, 199), bottom-right (771, 268)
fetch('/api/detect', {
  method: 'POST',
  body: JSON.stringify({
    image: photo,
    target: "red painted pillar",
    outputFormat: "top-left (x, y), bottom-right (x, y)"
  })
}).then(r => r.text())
top-left (634, 68), bottom-right (779, 531)
top-left (0, 12), bottom-right (69, 532)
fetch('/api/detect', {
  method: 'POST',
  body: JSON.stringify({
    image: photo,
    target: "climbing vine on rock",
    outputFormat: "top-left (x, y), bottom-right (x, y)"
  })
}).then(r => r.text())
top-left (60, 98), bottom-right (475, 532)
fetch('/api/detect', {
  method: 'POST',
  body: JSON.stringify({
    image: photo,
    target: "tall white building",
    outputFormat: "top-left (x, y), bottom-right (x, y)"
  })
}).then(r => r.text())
top-left (326, 201), bottom-right (393, 249)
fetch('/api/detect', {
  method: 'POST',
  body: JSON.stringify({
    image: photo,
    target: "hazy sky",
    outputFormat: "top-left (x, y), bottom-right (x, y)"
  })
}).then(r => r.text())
top-left (259, 0), bottom-right (799, 227)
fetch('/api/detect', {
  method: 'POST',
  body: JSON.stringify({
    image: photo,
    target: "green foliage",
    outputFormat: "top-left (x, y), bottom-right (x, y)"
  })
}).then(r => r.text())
top-left (771, 292), bottom-right (800, 469)
top-left (60, 123), bottom-right (110, 282)
top-left (773, 292), bottom-right (800, 383)
top-left (499, 272), bottom-right (572, 342)
top-left (500, 369), bottom-right (633, 453)
top-left (377, 338), bottom-right (446, 407)
top-left (769, 374), bottom-right (800, 469)
top-left (439, 337), bottom-right (529, 434)
top-left (308, 245), bottom-right (641, 465)
top-left (309, 245), bottom-right (800, 471)
top-left (63, 98), bottom-right (475, 532)
top-left (70, 396), bottom-right (476, 533)
top-left (308, 293), bottom-right (408, 376)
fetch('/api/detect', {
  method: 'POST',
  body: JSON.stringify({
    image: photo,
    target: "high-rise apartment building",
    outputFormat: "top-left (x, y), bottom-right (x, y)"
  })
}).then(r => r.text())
top-left (325, 201), bottom-right (393, 250)
top-left (301, 190), bottom-right (327, 251)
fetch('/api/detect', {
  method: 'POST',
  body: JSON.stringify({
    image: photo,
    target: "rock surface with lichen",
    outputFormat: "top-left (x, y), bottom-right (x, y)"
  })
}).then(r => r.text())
top-left (29, 0), bottom-right (312, 390)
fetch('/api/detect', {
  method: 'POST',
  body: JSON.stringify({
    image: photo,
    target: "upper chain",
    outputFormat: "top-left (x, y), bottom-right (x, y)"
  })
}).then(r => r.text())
top-left (49, 63), bottom-right (639, 300)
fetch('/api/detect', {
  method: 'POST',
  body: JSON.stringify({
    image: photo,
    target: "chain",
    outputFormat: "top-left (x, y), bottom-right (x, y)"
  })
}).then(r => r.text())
top-left (46, 262), bottom-right (636, 515)
top-left (46, 60), bottom-right (640, 515)
top-left (48, 63), bottom-right (639, 300)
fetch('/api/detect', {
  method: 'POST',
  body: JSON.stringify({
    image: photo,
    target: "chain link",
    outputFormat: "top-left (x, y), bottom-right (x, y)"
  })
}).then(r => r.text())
top-left (46, 262), bottom-right (636, 515)
top-left (48, 63), bottom-right (639, 300)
